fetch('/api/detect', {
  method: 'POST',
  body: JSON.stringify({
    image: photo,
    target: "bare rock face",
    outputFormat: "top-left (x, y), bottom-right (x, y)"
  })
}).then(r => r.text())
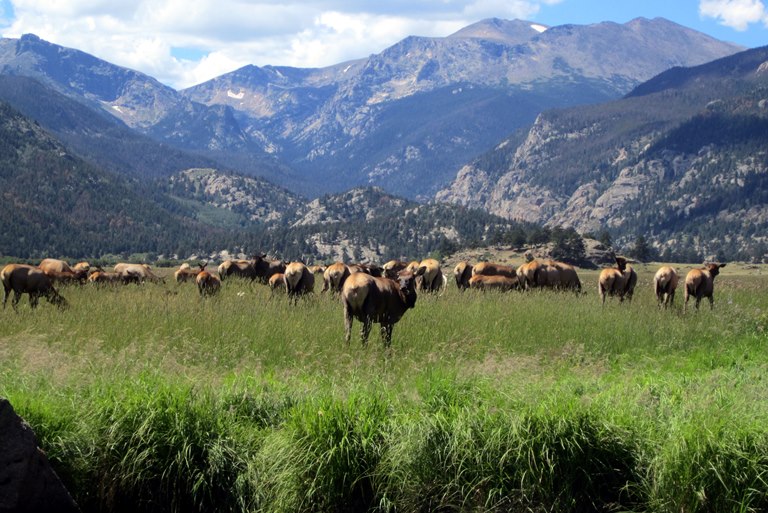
top-left (0, 398), bottom-right (80, 513)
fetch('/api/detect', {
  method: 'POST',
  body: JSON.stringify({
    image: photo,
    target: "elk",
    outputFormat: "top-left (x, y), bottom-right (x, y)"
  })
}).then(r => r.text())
top-left (341, 267), bottom-right (425, 347)
top-left (87, 271), bottom-right (121, 286)
top-left (472, 262), bottom-right (516, 279)
top-left (269, 273), bottom-right (286, 294)
top-left (174, 263), bottom-right (202, 283)
top-left (453, 261), bottom-right (473, 291)
top-left (654, 266), bottom-right (679, 308)
top-left (38, 258), bottom-right (87, 284)
top-left (382, 260), bottom-right (409, 279)
top-left (598, 256), bottom-right (637, 305)
top-left (283, 262), bottom-right (315, 302)
top-left (417, 258), bottom-right (445, 293)
top-left (322, 262), bottom-right (351, 294)
top-left (517, 259), bottom-right (581, 291)
top-left (195, 264), bottom-right (221, 297)
top-left (114, 263), bottom-right (163, 284)
top-left (468, 274), bottom-right (518, 292)
top-left (684, 263), bottom-right (726, 312)
top-left (219, 254), bottom-right (286, 283)
top-left (2, 264), bottom-right (67, 310)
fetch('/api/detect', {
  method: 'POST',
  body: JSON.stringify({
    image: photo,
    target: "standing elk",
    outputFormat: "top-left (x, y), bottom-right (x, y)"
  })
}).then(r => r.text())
top-left (382, 260), bottom-right (409, 279)
top-left (468, 274), bottom-right (518, 292)
top-left (598, 256), bottom-right (637, 305)
top-left (269, 273), bottom-right (286, 294)
top-left (283, 262), bottom-right (315, 303)
top-left (38, 258), bottom-right (87, 284)
top-left (341, 267), bottom-right (425, 347)
top-left (196, 264), bottom-right (221, 297)
top-left (417, 258), bottom-right (445, 293)
top-left (322, 262), bottom-right (351, 294)
top-left (654, 266), bottom-right (679, 308)
top-left (114, 263), bottom-right (163, 284)
top-left (684, 263), bottom-right (726, 312)
top-left (2, 264), bottom-right (67, 310)
top-left (174, 263), bottom-right (203, 283)
top-left (219, 254), bottom-right (286, 283)
top-left (453, 261), bottom-right (473, 291)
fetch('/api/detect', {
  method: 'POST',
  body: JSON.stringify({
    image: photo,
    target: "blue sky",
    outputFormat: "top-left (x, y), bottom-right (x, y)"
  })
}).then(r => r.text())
top-left (0, 0), bottom-right (765, 89)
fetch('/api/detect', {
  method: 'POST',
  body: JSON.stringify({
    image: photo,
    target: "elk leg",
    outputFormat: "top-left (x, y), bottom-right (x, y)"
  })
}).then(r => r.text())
top-left (381, 324), bottom-right (393, 347)
top-left (360, 318), bottom-right (372, 346)
top-left (343, 306), bottom-right (353, 345)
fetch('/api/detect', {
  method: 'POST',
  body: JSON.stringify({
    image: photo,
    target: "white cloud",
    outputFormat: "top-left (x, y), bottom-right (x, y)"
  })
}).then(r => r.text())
top-left (0, 0), bottom-right (565, 89)
top-left (699, 0), bottom-right (768, 31)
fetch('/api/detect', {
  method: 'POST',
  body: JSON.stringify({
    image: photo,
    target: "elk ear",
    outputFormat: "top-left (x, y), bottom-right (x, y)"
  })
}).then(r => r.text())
top-left (719, 263), bottom-right (727, 268)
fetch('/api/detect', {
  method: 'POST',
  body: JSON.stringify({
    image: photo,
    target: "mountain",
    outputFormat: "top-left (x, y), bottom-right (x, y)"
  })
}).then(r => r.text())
top-left (437, 46), bottom-right (768, 261)
top-left (0, 99), bottom-right (229, 259)
top-left (182, 17), bottom-right (742, 198)
top-left (0, 19), bottom-right (740, 200)
top-left (0, 74), bottom-right (218, 179)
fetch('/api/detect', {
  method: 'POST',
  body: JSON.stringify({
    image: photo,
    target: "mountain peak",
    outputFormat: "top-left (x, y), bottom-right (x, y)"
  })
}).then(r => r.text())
top-left (447, 18), bottom-right (547, 45)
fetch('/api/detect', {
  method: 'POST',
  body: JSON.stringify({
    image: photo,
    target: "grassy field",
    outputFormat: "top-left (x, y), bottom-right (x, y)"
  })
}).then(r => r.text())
top-left (1, 263), bottom-right (767, 512)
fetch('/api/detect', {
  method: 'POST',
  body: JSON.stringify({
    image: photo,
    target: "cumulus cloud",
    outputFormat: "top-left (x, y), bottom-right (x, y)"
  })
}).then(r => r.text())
top-left (0, 0), bottom-right (558, 89)
top-left (699, 0), bottom-right (768, 31)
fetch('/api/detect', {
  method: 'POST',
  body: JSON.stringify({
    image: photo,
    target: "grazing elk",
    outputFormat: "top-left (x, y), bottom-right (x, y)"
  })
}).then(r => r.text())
top-left (283, 262), bottom-right (315, 302)
top-left (417, 258), bottom-right (445, 293)
top-left (219, 254), bottom-right (286, 283)
top-left (453, 261), bottom-right (473, 291)
top-left (382, 260), bottom-right (409, 279)
top-left (684, 263), bottom-right (726, 312)
top-left (2, 264), bottom-right (67, 310)
top-left (269, 273), bottom-right (286, 294)
top-left (341, 267), bottom-right (425, 347)
top-left (472, 262), bottom-right (516, 279)
top-left (468, 274), bottom-right (518, 292)
top-left (87, 271), bottom-right (121, 286)
top-left (322, 262), bottom-right (351, 294)
top-left (598, 256), bottom-right (637, 305)
top-left (38, 258), bottom-right (87, 284)
top-left (114, 263), bottom-right (163, 284)
top-left (174, 263), bottom-right (203, 283)
top-left (517, 259), bottom-right (581, 291)
top-left (196, 265), bottom-right (221, 297)
top-left (654, 266), bottom-right (679, 309)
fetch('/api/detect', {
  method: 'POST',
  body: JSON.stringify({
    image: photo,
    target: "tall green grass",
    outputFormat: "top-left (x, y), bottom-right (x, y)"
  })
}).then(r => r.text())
top-left (1, 269), bottom-right (767, 512)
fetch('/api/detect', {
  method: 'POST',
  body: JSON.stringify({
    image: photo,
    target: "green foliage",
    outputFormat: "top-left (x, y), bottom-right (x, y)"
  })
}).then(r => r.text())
top-left (2, 270), bottom-right (768, 512)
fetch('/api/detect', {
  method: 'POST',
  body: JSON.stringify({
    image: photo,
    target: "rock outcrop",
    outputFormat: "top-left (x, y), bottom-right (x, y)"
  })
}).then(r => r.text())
top-left (0, 398), bottom-right (80, 513)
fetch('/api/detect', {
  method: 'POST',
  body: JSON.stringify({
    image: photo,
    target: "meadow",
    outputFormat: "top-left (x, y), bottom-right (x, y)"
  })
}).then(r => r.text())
top-left (1, 263), bottom-right (767, 512)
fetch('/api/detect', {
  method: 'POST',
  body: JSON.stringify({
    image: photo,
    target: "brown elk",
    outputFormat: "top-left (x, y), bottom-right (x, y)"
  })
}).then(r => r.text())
top-left (472, 262), bottom-right (516, 279)
top-left (219, 254), bottom-right (286, 283)
top-left (517, 259), bottom-right (581, 291)
top-left (382, 260), bottom-right (409, 279)
top-left (114, 263), bottom-right (163, 284)
top-left (283, 262), bottom-right (315, 302)
top-left (417, 258), bottom-right (445, 293)
top-left (322, 262), bottom-right (351, 294)
top-left (174, 263), bottom-right (203, 283)
top-left (684, 263), bottom-right (726, 312)
top-left (654, 266), bottom-right (679, 309)
top-left (2, 264), bottom-right (67, 310)
top-left (468, 274), bottom-right (518, 292)
top-left (341, 267), bottom-right (425, 347)
top-left (196, 265), bottom-right (221, 297)
top-left (269, 273), bottom-right (286, 294)
top-left (87, 271), bottom-right (121, 285)
top-left (38, 258), bottom-right (87, 284)
top-left (453, 261), bottom-right (473, 291)
top-left (598, 256), bottom-right (637, 305)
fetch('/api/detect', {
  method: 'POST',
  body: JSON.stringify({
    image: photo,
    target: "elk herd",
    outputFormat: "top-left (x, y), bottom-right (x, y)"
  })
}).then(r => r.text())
top-left (1, 253), bottom-right (729, 346)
